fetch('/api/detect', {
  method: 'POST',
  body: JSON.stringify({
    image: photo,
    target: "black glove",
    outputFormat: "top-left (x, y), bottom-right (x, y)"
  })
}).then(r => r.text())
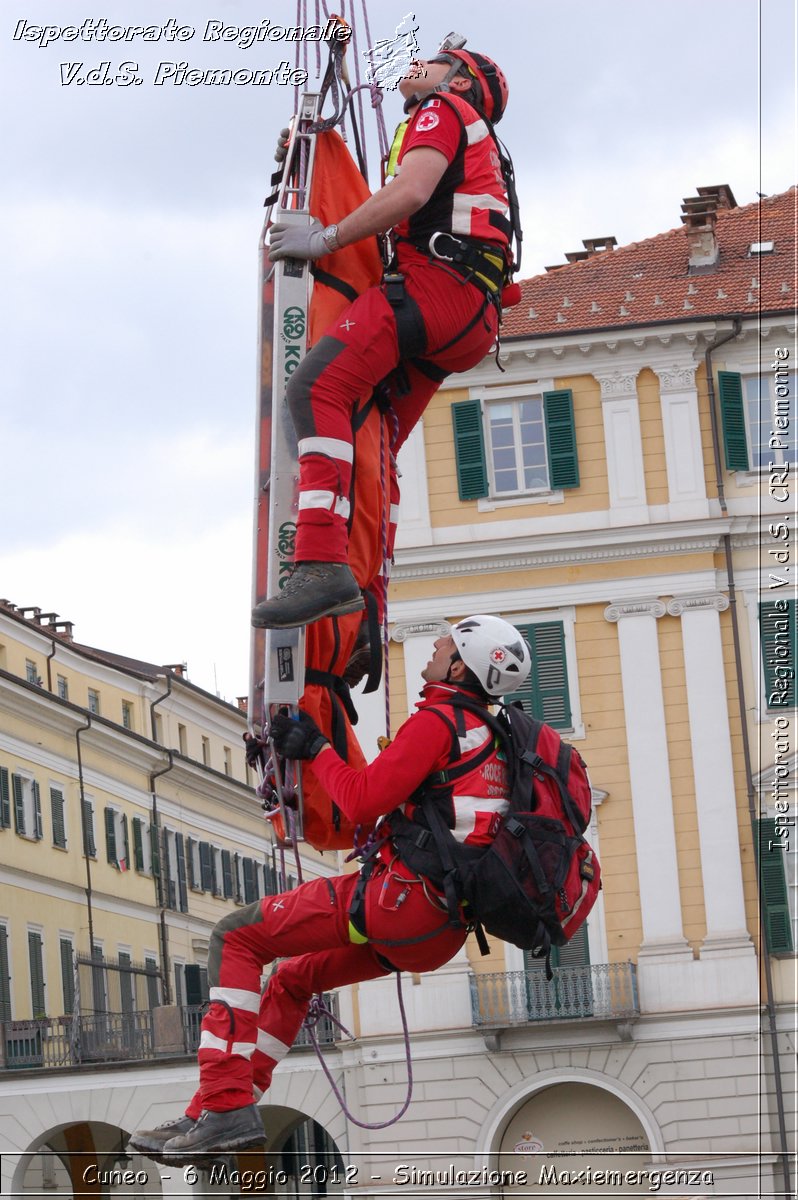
top-left (269, 711), bottom-right (328, 760)
top-left (274, 126), bottom-right (290, 163)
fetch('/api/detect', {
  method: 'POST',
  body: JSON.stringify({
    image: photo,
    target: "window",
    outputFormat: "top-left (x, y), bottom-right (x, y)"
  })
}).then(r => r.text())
top-left (452, 390), bottom-right (579, 501)
top-left (122, 701), bottom-right (134, 730)
top-left (719, 369), bottom-right (796, 471)
top-left (11, 774), bottom-right (43, 840)
top-left (760, 600), bottom-right (796, 709)
top-left (153, 713), bottom-right (164, 743)
top-left (263, 860), bottom-right (278, 897)
top-left (487, 398), bottom-right (550, 494)
top-left (201, 737), bottom-right (211, 767)
top-left (162, 829), bottom-right (188, 912)
top-left (233, 852), bottom-right (244, 904)
top-left (200, 842), bottom-right (214, 892)
top-left (213, 847), bottom-right (224, 897)
top-left (90, 945), bottom-right (107, 1015)
top-left (144, 955), bottom-right (161, 1009)
top-left (59, 937), bottom-right (75, 1014)
top-left (87, 688), bottom-right (101, 715)
top-left (173, 960), bottom-right (185, 1008)
top-left (131, 816), bottom-right (154, 874)
top-left (755, 818), bottom-right (795, 954)
top-left (504, 619), bottom-right (574, 730)
top-left (221, 849), bottom-right (234, 899)
top-left (223, 747), bottom-right (233, 777)
top-left (178, 724), bottom-right (188, 755)
top-left (25, 659), bottom-right (40, 685)
top-left (28, 929), bottom-right (46, 1018)
top-left (0, 924), bottom-right (11, 1022)
top-left (0, 768), bottom-right (11, 829)
top-left (243, 858), bottom-right (259, 904)
top-left (104, 807), bottom-right (130, 871)
top-left (50, 786), bottom-right (67, 849)
top-left (81, 796), bottom-right (97, 858)
top-left (56, 675), bottom-right (69, 701)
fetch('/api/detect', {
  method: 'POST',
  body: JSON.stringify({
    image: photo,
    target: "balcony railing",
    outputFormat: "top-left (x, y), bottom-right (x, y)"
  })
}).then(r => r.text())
top-left (2, 994), bottom-right (341, 1071)
top-left (470, 962), bottom-right (639, 1027)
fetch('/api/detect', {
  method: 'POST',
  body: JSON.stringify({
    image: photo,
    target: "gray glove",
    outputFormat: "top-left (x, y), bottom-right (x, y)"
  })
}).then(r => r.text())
top-left (274, 127), bottom-right (290, 163)
top-left (269, 219), bottom-right (328, 262)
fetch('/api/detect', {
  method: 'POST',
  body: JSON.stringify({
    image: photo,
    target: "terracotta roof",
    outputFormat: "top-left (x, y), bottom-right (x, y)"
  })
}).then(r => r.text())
top-left (504, 185), bottom-right (796, 339)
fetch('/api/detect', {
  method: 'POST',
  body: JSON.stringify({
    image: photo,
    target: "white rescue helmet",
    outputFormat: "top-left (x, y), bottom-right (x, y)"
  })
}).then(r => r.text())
top-left (451, 615), bottom-right (531, 698)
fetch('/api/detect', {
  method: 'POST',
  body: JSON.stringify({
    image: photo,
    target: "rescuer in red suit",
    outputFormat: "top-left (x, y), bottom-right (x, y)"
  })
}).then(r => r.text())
top-left (251, 43), bottom-right (514, 630)
top-left (128, 616), bottom-right (530, 1160)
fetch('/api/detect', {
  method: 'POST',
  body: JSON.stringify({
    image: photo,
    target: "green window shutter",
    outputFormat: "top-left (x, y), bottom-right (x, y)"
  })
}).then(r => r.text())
top-left (60, 938), bottom-right (75, 1015)
top-left (150, 823), bottom-right (160, 877)
top-left (81, 799), bottom-right (96, 857)
top-left (176, 834), bottom-right (188, 912)
top-left (760, 600), bottom-right (797, 709)
top-left (718, 371), bottom-right (750, 471)
top-left (144, 957), bottom-right (160, 1009)
top-left (200, 842), bottom-right (213, 892)
top-left (755, 818), bottom-right (794, 954)
top-left (32, 783), bottom-right (43, 840)
top-left (243, 858), bottom-right (257, 904)
top-left (51, 788), bottom-right (66, 848)
top-left (28, 931), bottom-right (46, 1018)
top-left (0, 925), bottom-right (11, 1022)
top-left (505, 621), bottom-right (572, 729)
top-left (543, 389), bottom-right (580, 489)
top-left (222, 850), bottom-right (233, 899)
top-left (0, 768), bottom-right (10, 829)
top-left (12, 775), bottom-right (25, 835)
top-left (184, 963), bottom-right (204, 1006)
top-left (104, 807), bottom-right (117, 866)
top-left (132, 817), bottom-right (144, 871)
top-left (451, 399), bottom-right (489, 500)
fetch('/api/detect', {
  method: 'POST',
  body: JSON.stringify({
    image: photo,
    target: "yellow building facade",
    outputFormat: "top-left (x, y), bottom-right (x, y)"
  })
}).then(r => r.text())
top-left (1, 185), bottom-right (794, 1198)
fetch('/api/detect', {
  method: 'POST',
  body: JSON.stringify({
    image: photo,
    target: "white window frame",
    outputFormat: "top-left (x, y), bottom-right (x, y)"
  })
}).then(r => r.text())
top-left (212, 847), bottom-right (224, 897)
top-left (189, 839), bottom-right (203, 892)
top-left (471, 381), bottom-right (566, 511)
top-left (58, 932), bottom-right (76, 1015)
top-left (87, 688), bottom-right (101, 715)
top-left (56, 675), bottom-right (69, 701)
top-left (25, 659), bottom-right (39, 685)
top-left (13, 771), bottom-right (42, 841)
top-left (742, 368), bottom-right (796, 471)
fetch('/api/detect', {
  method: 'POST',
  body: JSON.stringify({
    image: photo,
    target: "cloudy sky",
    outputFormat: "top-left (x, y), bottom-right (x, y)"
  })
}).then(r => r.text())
top-left (1, 0), bottom-right (795, 703)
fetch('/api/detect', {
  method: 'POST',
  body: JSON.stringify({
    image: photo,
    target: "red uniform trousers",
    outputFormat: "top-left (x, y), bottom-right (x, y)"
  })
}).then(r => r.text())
top-left (287, 252), bottom-right (498, 564)
top-left (185, 861), bottom-right (466, 1116)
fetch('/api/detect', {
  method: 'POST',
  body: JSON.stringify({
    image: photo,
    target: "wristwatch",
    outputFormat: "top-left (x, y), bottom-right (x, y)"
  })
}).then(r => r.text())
top-left (321, 223), bottom-right (342, 252)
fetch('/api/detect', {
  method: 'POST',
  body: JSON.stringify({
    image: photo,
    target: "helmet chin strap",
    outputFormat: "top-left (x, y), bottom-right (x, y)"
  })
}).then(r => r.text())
top-left (402, 55), bottom-right (463, 114)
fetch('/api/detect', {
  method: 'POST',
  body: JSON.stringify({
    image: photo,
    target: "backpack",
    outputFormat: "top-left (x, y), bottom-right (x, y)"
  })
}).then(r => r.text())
top-left (391, 696), bottom-right (600, 973)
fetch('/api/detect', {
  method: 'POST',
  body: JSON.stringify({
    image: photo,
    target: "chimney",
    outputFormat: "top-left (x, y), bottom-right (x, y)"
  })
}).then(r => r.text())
top-left (681, 185), bottom-right (735, 272)
top-left (549, 236), bottom-right (618, 271)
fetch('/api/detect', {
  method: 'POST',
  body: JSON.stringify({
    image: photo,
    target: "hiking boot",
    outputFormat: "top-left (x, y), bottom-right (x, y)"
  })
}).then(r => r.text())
top-left (343, 624), bottom-right (373, 689)
top-left (161, 1104), bottom-right (266, 1162)
top-left (251, 562), bottom-right (364, 629)
top-left (128, 1115), bottom-right (196, 1161)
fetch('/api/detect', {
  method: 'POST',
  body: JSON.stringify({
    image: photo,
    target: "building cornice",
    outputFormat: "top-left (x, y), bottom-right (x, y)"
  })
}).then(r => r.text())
top-left (392, 518), bottom-right (758, 582)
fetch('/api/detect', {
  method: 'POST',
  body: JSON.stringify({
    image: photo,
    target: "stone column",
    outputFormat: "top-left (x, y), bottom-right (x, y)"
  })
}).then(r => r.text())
top-left (595, 370), bottom-right (648, 525)
top-left (667, 594), bottom-right (753, 956)
top-left (604, 599), bottom-right (690, 957)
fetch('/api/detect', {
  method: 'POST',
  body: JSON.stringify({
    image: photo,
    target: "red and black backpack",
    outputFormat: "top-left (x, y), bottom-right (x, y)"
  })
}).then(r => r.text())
top-left (389, 696), bottom-right (601, 973)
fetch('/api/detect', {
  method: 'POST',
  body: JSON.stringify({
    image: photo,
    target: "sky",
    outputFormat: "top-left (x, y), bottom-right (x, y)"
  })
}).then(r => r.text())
top-left (1, 0), bottom-right (796, 704)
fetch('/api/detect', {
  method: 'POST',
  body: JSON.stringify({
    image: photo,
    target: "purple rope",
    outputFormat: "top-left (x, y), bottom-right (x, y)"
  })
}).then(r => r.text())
top-left (302, 973), bottom-right (414, 1129)
top-left (358, 0), bottom-right (388, 158)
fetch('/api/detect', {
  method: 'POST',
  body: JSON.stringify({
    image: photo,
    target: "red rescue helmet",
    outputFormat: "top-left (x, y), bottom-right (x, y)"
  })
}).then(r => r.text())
top-left (430, 46), bottom-right (509, 124)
